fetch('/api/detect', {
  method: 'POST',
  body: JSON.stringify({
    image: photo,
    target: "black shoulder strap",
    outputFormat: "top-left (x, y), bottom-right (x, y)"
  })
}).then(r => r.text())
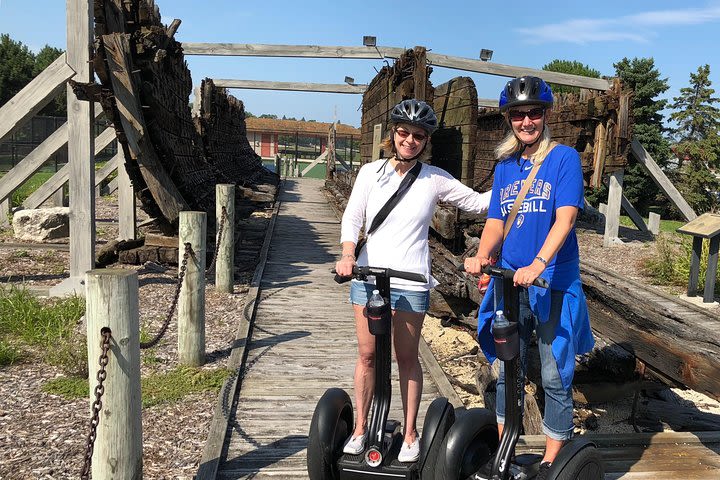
top-left (367, 160), bottom-right (423, 235)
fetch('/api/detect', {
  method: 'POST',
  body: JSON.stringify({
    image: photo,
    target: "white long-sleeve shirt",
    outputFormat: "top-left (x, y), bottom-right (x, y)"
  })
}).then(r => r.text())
top-left (340, 159), bottom-right (491, 290)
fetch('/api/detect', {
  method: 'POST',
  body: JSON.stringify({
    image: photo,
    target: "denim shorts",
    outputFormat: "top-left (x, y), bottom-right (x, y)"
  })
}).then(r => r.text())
top-left (349, 281), bottom-right (429, 314)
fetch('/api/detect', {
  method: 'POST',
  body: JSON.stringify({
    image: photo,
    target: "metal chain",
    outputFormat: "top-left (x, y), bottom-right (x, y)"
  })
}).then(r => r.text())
top-left (140, 243), bottom-right (192, 349)
top-left (80, 327), bottom-right (112, 480)
top-left (206, 206), bottom-right (228, 276)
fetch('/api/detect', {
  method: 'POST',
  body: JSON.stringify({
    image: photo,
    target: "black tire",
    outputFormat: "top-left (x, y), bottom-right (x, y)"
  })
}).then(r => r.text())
top-left (418, 397), bottom-right (455, 480)
top-left (307, 388), bottom-right (354, 480)
top-left (553, 445), bottom-right (604, 480)
top-left (435, 408), bottom-right (499, 480)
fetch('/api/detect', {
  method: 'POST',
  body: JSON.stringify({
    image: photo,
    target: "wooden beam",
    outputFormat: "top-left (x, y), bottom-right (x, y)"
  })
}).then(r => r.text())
top-left (478, 98), bottom-right (498, 108)
top-left (0, 54), bottom-right (76, 145)
top-left (603, 170), bottom-right (623, 247)
top-left (212, 79), bottom-right (366, 94)
top-left (425, 53), bottom-right (612, 90)
top-left (631, 139), bottom-right (697, 221)
top-left (103, 33), bottom-right (188, 222)
top-left (0, 105), bottom-right (104, 204)
top-left (182, 42), bottom-right (404, 59)
top-left (301, 150), bottom-right (328, 177)
top-left (66, 0), bottom-right (95, 282)
top-left (621, 193), bottom-right (651, 233)
top-left (184, 42), bottom-right (612, 90)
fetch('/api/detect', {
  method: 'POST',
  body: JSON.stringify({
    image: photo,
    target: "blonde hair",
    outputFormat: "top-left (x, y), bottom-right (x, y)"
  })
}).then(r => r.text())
top-left (494, 120), bottom-right (555, 163)
top-left (378, 126), bottom-right (433, 162)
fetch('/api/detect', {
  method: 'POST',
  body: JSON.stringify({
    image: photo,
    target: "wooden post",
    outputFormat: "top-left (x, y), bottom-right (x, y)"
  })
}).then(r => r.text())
top-left (117, 156), bottom-right (136, 240)
top-left (215, 184), bottom-right (235, 293)
top-left (178, 211), bottom-right (206, 366)
top-left (598, 203), bottom-right (607, 215)
top-left (703, 236), bottom-right (720, 303)
top-left (603, 170), bottom-right (623, 247)
top-left (648, 212), bottom-right (661, 235)
top-left (66, 0), bottom-right (95, 279)
top-left (688, 237), bottom-right (702, 297)
top-left (0, 197), bottom-right (10, 227)
top-left (85, 269), bottom-right (142, 479)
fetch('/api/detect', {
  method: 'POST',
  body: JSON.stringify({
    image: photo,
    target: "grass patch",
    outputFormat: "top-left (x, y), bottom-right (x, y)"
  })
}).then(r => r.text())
top-left (43, 375), bottom-right (89, 399)
top-left (640, 232), bottom-right (719, 291)
top-left (8, 171), bottom-right (54, 207)
top-left (0, 340), bottom-right (22, 365)
top-left (619, 215), bottom-right (685, 234)
top-left (0, 287), bottom-right (86, 371)
top-left (141, 366), bottom-right (231, 408)
top-left (42, 365), bottom-right (232, 407)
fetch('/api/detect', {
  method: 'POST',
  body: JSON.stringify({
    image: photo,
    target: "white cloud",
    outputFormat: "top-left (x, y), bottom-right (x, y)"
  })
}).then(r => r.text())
top-left (517, 4), bottom-right (720, 45)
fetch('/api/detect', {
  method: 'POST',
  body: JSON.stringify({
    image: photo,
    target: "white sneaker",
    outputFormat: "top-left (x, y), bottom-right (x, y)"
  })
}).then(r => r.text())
top-left (343, 433), bottom-right (366, 455)
top-left (397, 437), bottom-right (420, 462)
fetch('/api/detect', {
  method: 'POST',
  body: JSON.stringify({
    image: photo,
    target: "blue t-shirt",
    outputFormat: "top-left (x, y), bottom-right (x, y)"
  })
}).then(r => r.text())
top-left (477, 144), bottom-right (594, 390)
top-left (488, 143), bottom-right (584, 270)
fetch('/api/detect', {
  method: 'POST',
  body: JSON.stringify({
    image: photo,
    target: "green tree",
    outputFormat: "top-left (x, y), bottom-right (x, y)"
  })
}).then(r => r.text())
top-left (0, 33), bottom-right (35, 107)
top-left (668, 65), bottom-right (720, 213)
top-left (259, 113), bottom-right (278, 119)
top-left (611, 57), bottom-right (673, 216)
top-left (33, 45), bottom-right (66, 117)
top-left (542, 59), bottom-right (602, 94)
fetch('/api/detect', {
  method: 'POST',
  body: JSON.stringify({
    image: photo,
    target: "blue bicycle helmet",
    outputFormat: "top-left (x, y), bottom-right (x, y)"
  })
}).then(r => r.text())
top-left (390, 99), bottom-right (438, 134)
top-left (499, 76), bottom-right (553, 112)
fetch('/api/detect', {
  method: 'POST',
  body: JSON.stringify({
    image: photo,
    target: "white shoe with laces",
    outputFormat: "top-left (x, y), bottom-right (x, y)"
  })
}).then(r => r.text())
top-left (397, 436), bottom-right (420, 463)
top-left (343, 433), bottom-right (366, 455)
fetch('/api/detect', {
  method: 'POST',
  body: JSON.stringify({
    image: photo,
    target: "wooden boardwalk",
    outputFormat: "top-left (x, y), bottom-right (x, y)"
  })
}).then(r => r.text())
top-left (198, 177), bottom-right (720, 480)
top-left (214, 178), bottom-right (443, 479)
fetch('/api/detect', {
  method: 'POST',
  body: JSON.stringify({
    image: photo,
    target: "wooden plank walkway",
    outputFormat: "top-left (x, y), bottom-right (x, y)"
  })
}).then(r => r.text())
top-left (215, 178), bottom-right (442, 479)
top-left (201, 177), bottom-right (720, 480)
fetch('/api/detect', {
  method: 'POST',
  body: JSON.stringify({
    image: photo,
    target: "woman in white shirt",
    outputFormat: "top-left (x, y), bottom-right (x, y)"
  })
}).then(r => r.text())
top-left (335, 99), bottom-right (491, 462)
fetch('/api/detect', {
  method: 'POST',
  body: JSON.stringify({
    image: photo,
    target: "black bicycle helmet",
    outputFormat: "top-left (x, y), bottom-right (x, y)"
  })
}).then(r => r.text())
top-left (499, 76), bottom-right (553, 112)
top-left (390, 99), bottom-right (438, 134)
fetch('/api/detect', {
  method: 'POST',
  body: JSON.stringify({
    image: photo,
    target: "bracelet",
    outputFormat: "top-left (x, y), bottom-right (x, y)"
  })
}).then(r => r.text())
top-left (534, 256), bottom-right (548, 265)
top-left (340, 254), bottom-right (356, 261)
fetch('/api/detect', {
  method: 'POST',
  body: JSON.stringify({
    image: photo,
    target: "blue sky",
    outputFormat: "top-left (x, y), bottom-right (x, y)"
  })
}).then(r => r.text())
top-left (1, 0), bottom-right (718, 127)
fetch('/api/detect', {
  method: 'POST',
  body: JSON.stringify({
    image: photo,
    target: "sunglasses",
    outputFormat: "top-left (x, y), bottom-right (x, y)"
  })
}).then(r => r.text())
top-left (508, 107), bottom-right (545, 122)
top-left (395, 128), bottom-right (428, 142)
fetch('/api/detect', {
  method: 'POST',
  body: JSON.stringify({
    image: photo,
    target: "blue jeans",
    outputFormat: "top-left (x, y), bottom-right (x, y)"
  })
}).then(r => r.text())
top-left (495, 289), bottom-right (574, 441)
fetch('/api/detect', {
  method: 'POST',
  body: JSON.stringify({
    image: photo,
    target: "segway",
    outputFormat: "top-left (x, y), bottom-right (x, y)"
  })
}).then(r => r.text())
top-left (307, 265), bottom-right (456, 480)
top-left (436, 265), bottom-right (604, 480)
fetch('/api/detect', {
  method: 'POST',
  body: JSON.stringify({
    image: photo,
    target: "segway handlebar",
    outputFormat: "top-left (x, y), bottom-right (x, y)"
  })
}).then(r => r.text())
top-left (458, 264), bottom-right (549, 289)
top-left (332, 266), bottom-right (427, 285)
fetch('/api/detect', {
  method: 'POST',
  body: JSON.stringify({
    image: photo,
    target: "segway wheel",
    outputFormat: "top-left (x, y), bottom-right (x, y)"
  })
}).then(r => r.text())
top-left (418, 397), bottom-right (456, 480)
top-left (435, 408), bottom-right (499, 480)
top-left (307, 388), bottom-right (354, 480)
top-left (554, 445), bottom-right (604, 480)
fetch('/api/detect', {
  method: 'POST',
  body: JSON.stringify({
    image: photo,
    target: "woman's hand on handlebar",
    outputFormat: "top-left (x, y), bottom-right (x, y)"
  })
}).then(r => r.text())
top-left (514, 262), bottom-right (545, 288)
top-left (464, 255), bottom-right (493, 275)
top-left (335, 255), bottom-right (356, 277)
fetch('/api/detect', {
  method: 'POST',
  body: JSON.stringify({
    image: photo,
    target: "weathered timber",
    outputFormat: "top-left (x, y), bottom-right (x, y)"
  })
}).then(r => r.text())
top-left (636, 395), bottom-right (720, 432)
top-left (581, 260), bottom-right (720, 400)
top-left (432, 76), bottom-right (478, 186)
top-left (102, 33), bottom-right (188, 223)
top-left (630, 139), bottom-right (696, 222)
top-left (360, 48), bottom-right (434, 164)
top-left (211, 79), bottom-right (366, 94)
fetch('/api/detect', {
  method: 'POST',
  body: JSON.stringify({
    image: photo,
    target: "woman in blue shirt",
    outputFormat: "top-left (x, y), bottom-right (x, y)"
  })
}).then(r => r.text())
top-left (464, 76), bottom-right (594, 479)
